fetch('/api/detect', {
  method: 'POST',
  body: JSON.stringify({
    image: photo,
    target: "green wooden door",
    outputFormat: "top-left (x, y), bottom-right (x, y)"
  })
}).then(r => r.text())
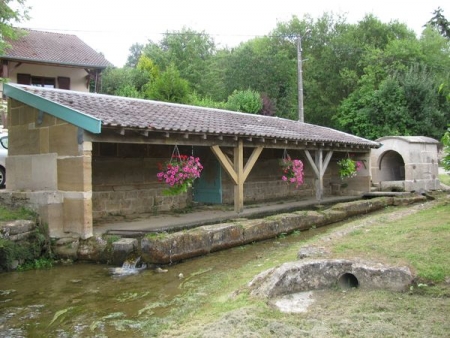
top-left (193, 153), bottom-right (222, 204)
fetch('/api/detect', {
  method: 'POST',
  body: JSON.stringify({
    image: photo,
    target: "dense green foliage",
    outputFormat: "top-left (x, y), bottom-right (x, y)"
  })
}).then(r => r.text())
top-left (442, 126), bottom-right (450, 171)
top-left (225, 89), bottom-right (263, 114)
top-left (101, 9), bottom-right (450, 141)
top-left (0, 0), bottom-right (29, 54)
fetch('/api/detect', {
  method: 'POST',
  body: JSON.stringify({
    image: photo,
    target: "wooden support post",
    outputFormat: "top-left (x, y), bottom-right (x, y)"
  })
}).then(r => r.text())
top-left (305, 149), bottom-right (333, 201)
top-left (315, 149), bottom-right (323, 201)
top-left (234, 140), bottom-right (244, 213)
top-left (211, 143), bottom-right (264, 213)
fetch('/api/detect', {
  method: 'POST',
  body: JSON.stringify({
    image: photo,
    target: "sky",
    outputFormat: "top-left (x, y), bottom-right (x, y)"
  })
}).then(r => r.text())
top-left (16, 0), bottom-right (449, 67)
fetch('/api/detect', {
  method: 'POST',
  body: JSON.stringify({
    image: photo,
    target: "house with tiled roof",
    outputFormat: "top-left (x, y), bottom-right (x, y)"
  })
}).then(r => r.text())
top-left (3, 83), bottom-right (380, 239)
top-left (0, 28), bottom-right (113, 97)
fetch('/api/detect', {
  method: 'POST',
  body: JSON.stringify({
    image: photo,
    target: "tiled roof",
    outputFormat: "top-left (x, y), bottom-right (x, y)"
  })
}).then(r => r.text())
top-left (2, 29), bottom-right (113, 68)
top-left (9, 84), bottom-right (380, 148)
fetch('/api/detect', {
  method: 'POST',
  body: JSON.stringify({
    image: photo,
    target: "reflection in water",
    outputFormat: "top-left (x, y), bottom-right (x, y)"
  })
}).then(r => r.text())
top-left (0, 226), bottom-right (330, 337)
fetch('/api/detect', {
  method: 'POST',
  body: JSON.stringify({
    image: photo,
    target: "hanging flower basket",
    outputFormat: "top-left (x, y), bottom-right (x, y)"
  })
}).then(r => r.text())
top-left (279, 151), bottom-right (304, 188)
top-left (157, 147), bottom-right (203, 196)
top-left (337, 158), bottom-right (362, 179)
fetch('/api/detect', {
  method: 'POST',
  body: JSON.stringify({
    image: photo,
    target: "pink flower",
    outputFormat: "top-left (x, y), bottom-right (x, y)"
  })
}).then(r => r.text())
top-left (280, 158), bottom-right (304, 188)
top-left (157, 154), bottom-right (204, 195)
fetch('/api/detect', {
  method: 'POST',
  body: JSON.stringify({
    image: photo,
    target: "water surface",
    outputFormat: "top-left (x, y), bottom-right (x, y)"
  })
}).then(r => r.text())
top-left (0, 226), bottom-right (329, 337)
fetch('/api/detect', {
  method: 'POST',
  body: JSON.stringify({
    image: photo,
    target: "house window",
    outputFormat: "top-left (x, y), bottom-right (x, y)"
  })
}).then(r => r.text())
top-left (17, 73), bottom-right (70, 89)
top-left (31, 76), bottom-right (55, 88)
top-left (57, 76), bottom-right (70, 90)
top-left (17, 73), bottom-right (31, 85)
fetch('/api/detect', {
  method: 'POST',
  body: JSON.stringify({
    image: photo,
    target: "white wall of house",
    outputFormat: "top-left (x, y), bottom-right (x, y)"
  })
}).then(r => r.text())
top-left (1, 62), bottom-right (89, 96)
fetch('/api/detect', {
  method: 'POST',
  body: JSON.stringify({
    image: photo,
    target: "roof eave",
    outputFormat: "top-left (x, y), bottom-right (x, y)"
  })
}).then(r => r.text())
top-left (1, 56), bottom-right (112, 69)
top-left (4, 83), bottom-right (102, 134)
top-left (101, 126), bottom-right (378, 150)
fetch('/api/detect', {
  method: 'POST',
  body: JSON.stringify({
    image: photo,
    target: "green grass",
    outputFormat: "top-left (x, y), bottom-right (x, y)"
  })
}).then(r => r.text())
top-left (330, 202), bottom-right (450, 283)
top-left (151, 196), bottom-right (450, 337)
top-left (0, 206), bottom-right (37, 221)
top-left (439, 173), bottom-right (450, 186)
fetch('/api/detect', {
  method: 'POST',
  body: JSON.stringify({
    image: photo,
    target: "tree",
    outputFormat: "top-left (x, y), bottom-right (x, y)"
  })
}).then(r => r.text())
top-left (136, 55), bottom-right (159, 79)
top-left (0, 0), bottom-right (29, 55)
top-left (335, 64), bottom-right (449, 140)
top-left (440, 84), bottom-right (450, 171)
top-left (427, 7), bottom-right (450, 39)
top-left (225, 89), bottom-right (263, 114)
top-left (143, 28), bottom-right (215, 95)
top-left (100, 67), bottom-right (148, 98)
top-left (147, 63), bottom-right (190, 103)
top-left (218, 36), bottom-right (297, 119)
top-left (442, 126), bottom-right (450, 171)
top-left (125, 43), bottom-right (144, 68)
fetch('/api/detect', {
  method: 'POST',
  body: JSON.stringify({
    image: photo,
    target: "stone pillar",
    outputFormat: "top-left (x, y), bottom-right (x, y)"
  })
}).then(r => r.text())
top-left (57, 141), bottom-right (93, 239)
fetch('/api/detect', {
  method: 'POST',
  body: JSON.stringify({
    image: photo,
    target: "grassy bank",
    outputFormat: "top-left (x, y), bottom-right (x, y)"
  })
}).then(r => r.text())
top-left (151, 195), bottom-right (450, 337)
top-left (440, 173), bottom-right (450, 186)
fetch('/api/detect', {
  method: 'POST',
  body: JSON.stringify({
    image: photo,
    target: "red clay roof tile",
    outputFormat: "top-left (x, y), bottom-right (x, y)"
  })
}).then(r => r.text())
top-left (13, 84), bottom-right (380, 148)
top-left (2, 28), bottom-right (112, 68)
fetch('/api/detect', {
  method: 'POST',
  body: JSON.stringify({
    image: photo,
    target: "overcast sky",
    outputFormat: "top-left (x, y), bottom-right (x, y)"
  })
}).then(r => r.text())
top-left (17, 0), bottom-right (449, 67)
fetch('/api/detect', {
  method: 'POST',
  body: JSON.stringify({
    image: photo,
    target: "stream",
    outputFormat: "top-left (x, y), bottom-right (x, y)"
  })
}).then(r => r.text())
top-left (0, 226), bottom-right (332, 337)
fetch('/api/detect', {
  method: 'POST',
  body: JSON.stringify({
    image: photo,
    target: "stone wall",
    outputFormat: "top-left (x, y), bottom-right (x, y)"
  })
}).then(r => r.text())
top-left (6, 99), bottom-right (93, 238)
top-left (91, 144), bottom-right (192, 219)
top-left (91, 145), bottom-right (373, 220)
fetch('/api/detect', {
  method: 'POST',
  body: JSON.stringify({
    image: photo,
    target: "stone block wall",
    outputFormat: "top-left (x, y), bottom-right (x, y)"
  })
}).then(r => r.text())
top-left (91, 144), bottom-right (193, 220)
top-left (92, 187), bottom-right (191, 219)
top-left (221, 152), bottom-right (371, 204)
top-left (6, 99), bottom-right (93, 238)
top-left (91, 145), bottom-right (372, 219)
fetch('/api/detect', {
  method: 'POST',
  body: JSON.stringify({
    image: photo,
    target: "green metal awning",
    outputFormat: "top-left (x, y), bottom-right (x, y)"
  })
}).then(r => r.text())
top-left (4, 83), bottom-right (102, 134)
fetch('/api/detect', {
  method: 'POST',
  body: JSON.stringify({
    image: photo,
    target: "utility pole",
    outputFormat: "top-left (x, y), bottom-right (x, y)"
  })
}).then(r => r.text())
top-left (297, 34), bottom-right (304, 122)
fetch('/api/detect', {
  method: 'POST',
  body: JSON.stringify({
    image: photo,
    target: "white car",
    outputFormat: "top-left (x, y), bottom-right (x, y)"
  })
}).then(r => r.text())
top-left (0, 132), bottom-right (8, 188)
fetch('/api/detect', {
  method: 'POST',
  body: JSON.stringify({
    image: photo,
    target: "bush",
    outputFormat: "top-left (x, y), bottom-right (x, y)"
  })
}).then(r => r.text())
top-left (225, 89), bottom-right (263, 114)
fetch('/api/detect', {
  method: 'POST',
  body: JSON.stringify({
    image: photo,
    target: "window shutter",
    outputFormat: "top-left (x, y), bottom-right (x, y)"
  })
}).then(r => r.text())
top-left (57, 77), bottom-right (70, 90)
top-left (17, 73), bottom-right (31, 85)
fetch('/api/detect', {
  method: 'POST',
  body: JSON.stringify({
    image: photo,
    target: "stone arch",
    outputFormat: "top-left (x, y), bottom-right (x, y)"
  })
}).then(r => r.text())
top-left (370, 136), bottom-right (440, 192)
top-left (377, 150), bottom-right (405, 181)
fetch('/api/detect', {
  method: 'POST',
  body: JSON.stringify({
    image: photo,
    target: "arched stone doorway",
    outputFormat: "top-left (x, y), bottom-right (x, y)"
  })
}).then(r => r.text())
top-left (378, 150), bottom-right (405, 181)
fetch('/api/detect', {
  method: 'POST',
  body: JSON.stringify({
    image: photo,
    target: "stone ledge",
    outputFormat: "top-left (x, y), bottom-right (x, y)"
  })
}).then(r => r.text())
top-left (0, 220), bottom-right (36, 239)
top-left (140, 195), bottom-right (426, 264)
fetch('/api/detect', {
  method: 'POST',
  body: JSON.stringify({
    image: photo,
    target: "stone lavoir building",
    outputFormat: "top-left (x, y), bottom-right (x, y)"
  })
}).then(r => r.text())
top-left (3, 83), bottom-right (380, 239)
